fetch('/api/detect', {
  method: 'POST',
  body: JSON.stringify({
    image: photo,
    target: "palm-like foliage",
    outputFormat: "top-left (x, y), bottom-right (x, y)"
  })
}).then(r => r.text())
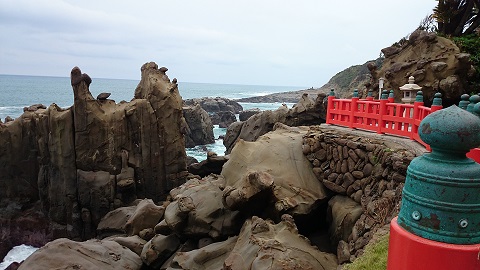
top-left (433, 0), bottom-right (480, 36)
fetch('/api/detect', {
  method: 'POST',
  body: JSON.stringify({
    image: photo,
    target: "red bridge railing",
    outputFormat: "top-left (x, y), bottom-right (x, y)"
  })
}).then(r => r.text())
top-left (325, 89), bottom-right (480, 161)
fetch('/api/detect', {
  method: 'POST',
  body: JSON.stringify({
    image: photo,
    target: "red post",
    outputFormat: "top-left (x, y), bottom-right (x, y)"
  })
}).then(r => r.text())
top-left (326, 92), bottom-right (335, 124)
top-left (388, 217), bottom-right (480, 270)
top-left (377, 99), bottom-right (387, 134)
top-left (430, 104), bottom-right (443, 112)
top-left (349, 97), bottom-right (358, 129)
top-left (411, 100), bottom-right (422, 140)
top-left (467, 148), bottom-right (480, 164)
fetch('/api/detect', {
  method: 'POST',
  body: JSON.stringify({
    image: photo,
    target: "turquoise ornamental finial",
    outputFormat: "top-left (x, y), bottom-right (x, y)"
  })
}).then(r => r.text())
top-left (353, 89), bottom-right (358, 97)
top-left (467, 94), bottom-right (479, 113)
top-left (473, 101), bottom-right (480, 117)
top-left (329, 89), bottom-right (335, 96)
top-left (389, 90), bottom-right (394, 98)
top-left (367, 89), bottom-right (373, 97)
top-left (415, 91), bottom-right (423, 102)
top-left (432, 92), bottom-right (442, 106)
top-left (459, 94), bottom-right (470, 110)
top-left (397, 105), bottom-right (480, 244)
top-left (381, 89), bottom-right (388, 99)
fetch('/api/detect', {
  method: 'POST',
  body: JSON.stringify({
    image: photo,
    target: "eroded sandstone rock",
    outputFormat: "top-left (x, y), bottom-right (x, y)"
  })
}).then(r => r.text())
top-left (0, 63), bottom-right (189, 246)
top-left (372, 30), bottom-right (474, 106)
top-left (222, 124), bottom-right (328, 216)
top-left (223, 215), bottom-right (338, 270)
top-left (171, 236), bottom-right (238, 270)
top-left (164, 176), bottom-right (241, 239)
top-left (125, 199), bottom-right (165, 236)
top-left (18, 238), bottom-right (142, 270)
top-left (223, 93), bottom-right (326, 153)
top-left (183, 104), bottom-right (215, 147)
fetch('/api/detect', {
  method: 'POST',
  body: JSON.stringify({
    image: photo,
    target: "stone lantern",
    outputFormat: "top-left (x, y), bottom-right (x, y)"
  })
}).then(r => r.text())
top-left (399, 76), bottom-right (421, 104)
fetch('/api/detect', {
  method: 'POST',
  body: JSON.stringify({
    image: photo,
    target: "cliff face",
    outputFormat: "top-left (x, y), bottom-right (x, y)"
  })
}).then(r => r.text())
top-left (370, 30), bottom-right (475, 106)
top-left (0, 63), bottom-right (188, 257)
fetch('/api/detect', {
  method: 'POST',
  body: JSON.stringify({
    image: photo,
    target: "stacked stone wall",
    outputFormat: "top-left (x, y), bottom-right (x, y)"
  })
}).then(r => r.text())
top-left (302, 126), bottom-right (417, 263)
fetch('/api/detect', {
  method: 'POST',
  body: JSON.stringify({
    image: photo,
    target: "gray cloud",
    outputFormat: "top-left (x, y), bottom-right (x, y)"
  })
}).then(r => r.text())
top-left (0, 0), bottom-right (436, 86)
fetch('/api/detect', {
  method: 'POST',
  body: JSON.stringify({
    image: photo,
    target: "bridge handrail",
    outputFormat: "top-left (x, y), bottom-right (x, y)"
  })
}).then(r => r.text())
top-left (325, 90), bottom-right (478, 158)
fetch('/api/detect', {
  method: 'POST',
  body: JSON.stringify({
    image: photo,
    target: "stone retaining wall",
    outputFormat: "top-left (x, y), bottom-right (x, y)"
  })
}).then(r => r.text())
top-left (302, 126), bottom-right (418, 264)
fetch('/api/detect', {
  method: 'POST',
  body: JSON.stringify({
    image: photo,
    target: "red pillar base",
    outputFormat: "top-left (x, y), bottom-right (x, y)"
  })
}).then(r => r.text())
top-left (387, 217), bottom-right (480, 270)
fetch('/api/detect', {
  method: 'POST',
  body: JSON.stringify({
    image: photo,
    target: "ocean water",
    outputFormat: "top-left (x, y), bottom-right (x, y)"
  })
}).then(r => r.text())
top-left (0, 74), bottom-right (300, 159)
top-left (0, 74), bottom-right (301, 120)
top-left (0, 74), bottom-right (303, 264)
top-left (0, 245), bottom-right (38, 270)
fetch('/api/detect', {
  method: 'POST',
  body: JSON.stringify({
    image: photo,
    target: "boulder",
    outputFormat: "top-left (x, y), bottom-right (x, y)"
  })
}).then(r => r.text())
top-left (222, 124), bottom-right (328, 216)
top-left (239, 108), bottom-right (261, 121)
top-left (222, 170), bottom-right (274, 211)
top-left (125, 199), bottom-right (165, 236)
top-left (187, 152), bottom-right (229, 177)
top-left (141, 234), bottom-right (181, 268)
top-left (223, 215), bottom-right (338, 269)
top-left (97, 205), bottom-right (136, 238)
top-left (111, 235), bottom-right (147, 256)
top-left (164, 176), bottom-right (242, 239)
top-left (327, 195), bottom-right (363, 246)
top-left (183, 104), bottom-right (215, 147)
top-left (18, 238), bottom-right (142, 270)
top-left (184, 97), bottom-right (243, 114)
top-left (170, 236), bottom-right (238, 270)
top-left (223, 94), bottom-right (325, 153)
top-left (372, 31), bottom-right (474, 106)
top-left (210, 111), bottom-right (237, 128)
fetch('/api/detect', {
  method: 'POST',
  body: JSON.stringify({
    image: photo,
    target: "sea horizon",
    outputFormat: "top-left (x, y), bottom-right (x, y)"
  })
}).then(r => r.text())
top-left (0, 74), bottom-right (306, 121)
top-left (0, 73), bottom-right (307, 90)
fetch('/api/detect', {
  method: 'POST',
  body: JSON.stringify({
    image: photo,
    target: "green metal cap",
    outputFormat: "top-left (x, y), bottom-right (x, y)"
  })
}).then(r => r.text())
top-left (458, 94), bottom-right (470, 110)
top-left (389, 90), bottom-right (394, 98)
top-left (432, 92), bottom-right (442, 106)
top-left (329, 89), bottom-right (335, 96)
top-left (353, 89), bottom-right (359, 98)
top-left (381, 90), bottom-right (388, 99)
top-left (398, 105), bottom-right (480, 244)
top-left (467, 94), bottom-right (479, 114)
top-left (415, 91), bottom-right (423, 102)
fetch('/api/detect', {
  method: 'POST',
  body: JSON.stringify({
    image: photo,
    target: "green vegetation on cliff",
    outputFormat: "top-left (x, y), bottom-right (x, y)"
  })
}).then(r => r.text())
top-left (343, 233), bottom-right (389, 270)
top-left (319, 57), bottom-right (383, 98)
top-left (453, 34), bottom-right (480, 90)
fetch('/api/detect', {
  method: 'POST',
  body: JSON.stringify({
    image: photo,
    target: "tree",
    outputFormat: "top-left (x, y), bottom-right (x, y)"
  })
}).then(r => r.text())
top-left (433, 0), bottom-right (480, 36)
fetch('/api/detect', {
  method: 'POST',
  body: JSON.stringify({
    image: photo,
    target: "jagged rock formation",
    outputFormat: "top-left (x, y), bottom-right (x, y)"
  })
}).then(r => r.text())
top-left (184, 97), bottom-right (243, 114)
top-left (210, 110), bottom-right (237, 128)
top-left (223, 92), bottom-right (327, 153)
top-left (183, 104), bottom-right (215, 147)
top-left (0, 63), bottom-right (188, 258)
top-left (222, 124), bottom-right (328, 217)
top-left (184, 97), bottom-right (243, 128)
top-left (187, 152), bottom-right (229, 177)
top-left (370, 30), bottom-right (475, 106)
top-left (16, 121), bottom-right (422, 269)
top-left (18, 238), bottom-right (143, 270)
top-left (239, 108), bottom-right (261, 121)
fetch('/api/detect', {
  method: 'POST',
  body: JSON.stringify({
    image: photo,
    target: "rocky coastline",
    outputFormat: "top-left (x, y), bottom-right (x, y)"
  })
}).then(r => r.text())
top-left (0, 63), bottom-right (419, 270)
top-left (1, 30), bottom-right (476, 269)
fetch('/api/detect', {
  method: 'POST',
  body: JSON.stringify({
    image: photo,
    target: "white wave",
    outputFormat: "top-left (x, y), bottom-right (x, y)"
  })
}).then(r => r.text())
top-left (0, 245), bottom-right (38, 269)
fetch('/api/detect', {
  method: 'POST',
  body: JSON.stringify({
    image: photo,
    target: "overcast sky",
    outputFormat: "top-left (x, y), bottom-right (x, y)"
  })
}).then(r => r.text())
top-left (0, 0), bottom-right (436, 87)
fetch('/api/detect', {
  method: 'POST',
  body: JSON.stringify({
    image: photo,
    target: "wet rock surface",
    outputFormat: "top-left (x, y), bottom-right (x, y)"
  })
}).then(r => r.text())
top-left (0, 63), bottom-right (188, 252)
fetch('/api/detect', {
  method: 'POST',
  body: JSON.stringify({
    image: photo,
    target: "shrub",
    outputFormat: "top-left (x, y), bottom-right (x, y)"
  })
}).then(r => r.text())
top-left (452, 34), bottom-right (480, 90)
top-left (343, 233), bottom-right (389, 270)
